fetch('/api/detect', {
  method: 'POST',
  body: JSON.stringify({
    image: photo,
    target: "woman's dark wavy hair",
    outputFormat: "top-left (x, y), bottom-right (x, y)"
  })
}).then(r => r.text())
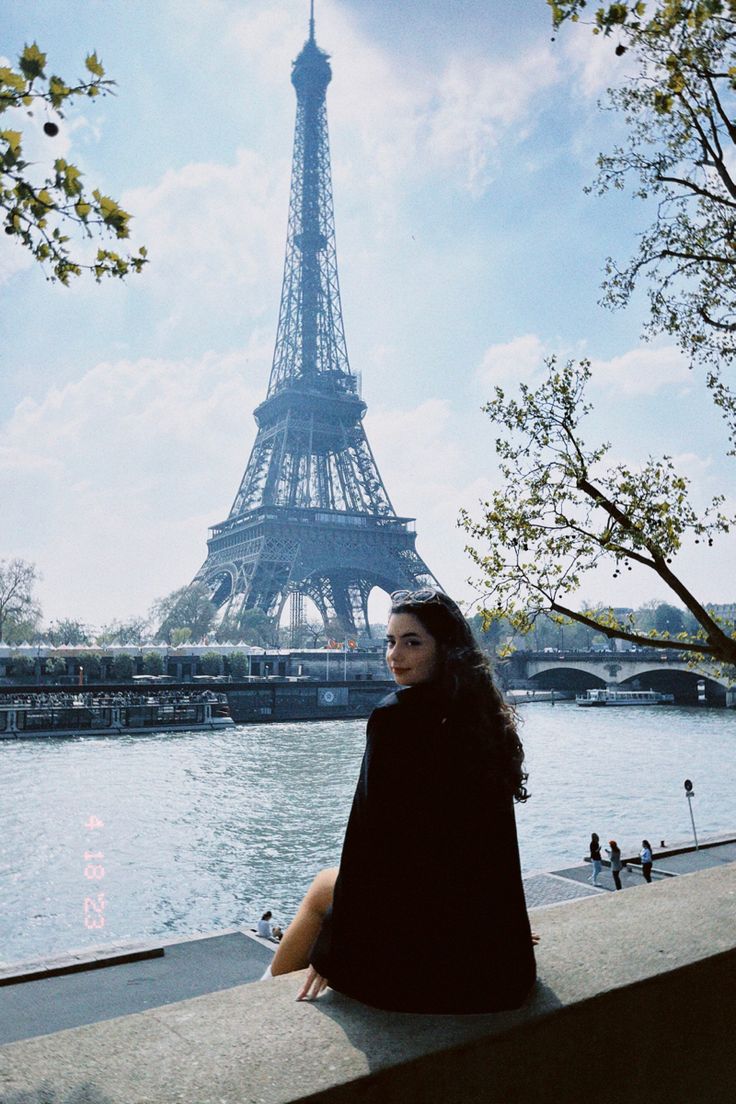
top-left (389, 589), bottom-right (530, 802)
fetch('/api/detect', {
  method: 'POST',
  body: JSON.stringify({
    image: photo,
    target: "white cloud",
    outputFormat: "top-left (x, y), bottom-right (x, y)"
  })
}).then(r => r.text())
top-left (0, 238), bottom-right (35, 285)
top-left (0, 345), bottom-right (269, 624)
top-left (425, 46), bottom-right (561, 195)
top-left (590, 345), bottom-right (691, 395)
top-left (476, 337), bottom-right (692, 397)
top-left (365, 398), bottom-right (489, 602)
top-left (561, 20), bottom-right (632, 100)
top-left (477, 334), bottom-right (548, 388)
top-left (367, 398), bottom-right (461, 519)
top-left (122, 148), bottom-right (287, 334)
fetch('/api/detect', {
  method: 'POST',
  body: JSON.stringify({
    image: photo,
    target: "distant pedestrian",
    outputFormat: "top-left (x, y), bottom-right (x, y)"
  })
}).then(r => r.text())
top-left (640, 840), bottom-right (653, 883)
top-left (606, 841), bottom-right (623, 890)
top-left (258, 910), bottom-right (274, 939)
top-left (588, 832), bottom-right (603, 887)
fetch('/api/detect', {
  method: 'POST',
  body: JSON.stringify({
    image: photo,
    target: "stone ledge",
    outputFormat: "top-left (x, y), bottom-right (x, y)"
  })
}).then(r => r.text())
top-left (1, 865), bottom-right (734, 1104)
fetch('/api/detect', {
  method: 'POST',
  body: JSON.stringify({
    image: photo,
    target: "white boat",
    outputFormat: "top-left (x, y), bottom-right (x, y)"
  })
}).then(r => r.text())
top-left (0, 691), bottom-right (235, 739)
top-left (576, 688), bottom-right (674, 707)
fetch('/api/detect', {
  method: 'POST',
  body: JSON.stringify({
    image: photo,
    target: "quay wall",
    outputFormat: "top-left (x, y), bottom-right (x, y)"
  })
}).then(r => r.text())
top-left (2, 864), bottom-right (734, 1103)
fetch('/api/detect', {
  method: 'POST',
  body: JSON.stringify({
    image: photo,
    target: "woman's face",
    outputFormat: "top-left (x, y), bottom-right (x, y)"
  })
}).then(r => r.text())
top-left (385, 612), bottom-right (439, 686)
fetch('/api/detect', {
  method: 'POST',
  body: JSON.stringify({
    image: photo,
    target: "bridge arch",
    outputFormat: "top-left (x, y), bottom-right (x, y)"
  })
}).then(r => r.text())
top-left (619, 668), bottom-right (726, 705)
top-left (527, 667), bottom-right (606, 694)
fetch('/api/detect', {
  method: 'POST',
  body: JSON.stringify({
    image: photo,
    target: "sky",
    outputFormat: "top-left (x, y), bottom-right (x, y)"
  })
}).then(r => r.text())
top-left (1, 0), bottom-right (734, 632)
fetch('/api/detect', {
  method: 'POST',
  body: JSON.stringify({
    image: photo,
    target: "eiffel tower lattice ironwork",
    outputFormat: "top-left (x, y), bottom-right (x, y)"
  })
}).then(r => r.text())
top-left (190, 8), bottom-right (439, 636)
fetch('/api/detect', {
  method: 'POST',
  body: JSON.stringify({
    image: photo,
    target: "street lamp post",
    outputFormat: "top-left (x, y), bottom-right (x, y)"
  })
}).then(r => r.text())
top-left (684, 779), bottom-right (699, 850)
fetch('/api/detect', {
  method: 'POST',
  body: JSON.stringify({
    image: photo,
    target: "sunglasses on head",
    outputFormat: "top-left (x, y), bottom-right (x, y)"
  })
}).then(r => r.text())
top-left (390, 588), bottom-right (442, 604)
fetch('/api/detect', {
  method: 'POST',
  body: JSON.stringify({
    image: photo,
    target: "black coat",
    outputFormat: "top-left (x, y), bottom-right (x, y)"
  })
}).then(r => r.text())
top-left (310, 681), bottom-right (536, 1013)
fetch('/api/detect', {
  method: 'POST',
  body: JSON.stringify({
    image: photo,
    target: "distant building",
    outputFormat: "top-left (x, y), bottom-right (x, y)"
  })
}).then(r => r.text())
top-left (706, 603), bottom-right (736, 626)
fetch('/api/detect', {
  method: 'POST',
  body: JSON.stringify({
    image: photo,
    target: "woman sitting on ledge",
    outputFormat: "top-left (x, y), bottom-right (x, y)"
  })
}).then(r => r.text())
top-left (267, 589), bottom-right (538, 1014)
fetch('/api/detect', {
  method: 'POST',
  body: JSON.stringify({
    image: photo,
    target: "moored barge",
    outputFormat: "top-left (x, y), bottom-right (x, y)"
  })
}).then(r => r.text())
top-left (0, 691), bottom-right (234, 739)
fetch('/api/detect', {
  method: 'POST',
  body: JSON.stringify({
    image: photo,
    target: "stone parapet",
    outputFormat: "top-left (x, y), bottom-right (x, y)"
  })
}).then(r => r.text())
top-left (1, 864), bottom-right (734, 1104)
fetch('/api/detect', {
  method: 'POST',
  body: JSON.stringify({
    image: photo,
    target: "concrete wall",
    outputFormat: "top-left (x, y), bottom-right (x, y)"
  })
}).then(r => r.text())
top-left (1, 864), bottom-right (734, 1104)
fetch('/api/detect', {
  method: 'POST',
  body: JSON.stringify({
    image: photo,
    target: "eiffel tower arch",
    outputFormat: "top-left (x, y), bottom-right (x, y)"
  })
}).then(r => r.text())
top-left (190, 7), bottom-right (440, 637)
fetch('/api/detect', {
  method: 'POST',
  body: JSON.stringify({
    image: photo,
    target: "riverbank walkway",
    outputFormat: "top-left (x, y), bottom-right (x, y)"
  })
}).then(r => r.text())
top-left (1, 832), bottom-right (733, 1047)
top-left (523, 830), bottom-right (736, 908)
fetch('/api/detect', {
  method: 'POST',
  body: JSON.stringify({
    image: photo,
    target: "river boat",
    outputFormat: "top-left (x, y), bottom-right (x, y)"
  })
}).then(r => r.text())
top-left (576, 688), bottom-right (674, 707)
top-left (0, 691), bottom-right (235, 739)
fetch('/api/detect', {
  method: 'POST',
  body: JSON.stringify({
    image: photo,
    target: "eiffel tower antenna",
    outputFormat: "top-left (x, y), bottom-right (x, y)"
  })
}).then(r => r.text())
top-left (185, 13), bottom-right (440, 638)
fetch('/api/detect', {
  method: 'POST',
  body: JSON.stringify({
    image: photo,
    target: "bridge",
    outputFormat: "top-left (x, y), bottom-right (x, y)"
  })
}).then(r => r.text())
top-left (505, 649), bottom-right (735, 706)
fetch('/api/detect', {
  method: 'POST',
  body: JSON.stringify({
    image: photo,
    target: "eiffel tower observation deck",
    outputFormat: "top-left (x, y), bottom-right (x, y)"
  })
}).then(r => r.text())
top-left (190, 4), bottom-right (440, 637)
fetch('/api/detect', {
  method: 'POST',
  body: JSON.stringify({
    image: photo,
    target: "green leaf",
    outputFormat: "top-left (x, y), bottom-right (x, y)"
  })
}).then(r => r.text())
top-left (85, 52), bottom-right (105, 78)
top-left (0, 67), bottom-right (27, 92)
top-left (48, 76), bottom-right (71, 107)
top-left (1, 129), bottom-right (22, 154)
top-left (19, 43), bottom-right (46, 80)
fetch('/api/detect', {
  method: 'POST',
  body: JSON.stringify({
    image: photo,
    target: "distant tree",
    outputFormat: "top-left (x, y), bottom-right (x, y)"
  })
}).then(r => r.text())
top-left (96, 617), bottom-right (149, 645)
top-left (8, 654), bottom-right (35, 680)
top-left (559, 613), bottom-right (598, 651)
top-left (46, 618), bottom-right (91, 646)
top-left (2, 613), bottom-right (43, 645)
top-left (323, 617), bottom-right (347, 646)
top-left (1, 43), bottom-right (147, 283)
top-left (289, 620), bottom-right (326, 648)
top-left (142, 651), bottom-right (164, 675)
top-left (153, 584), bottom-right (216, 644)
top-left (43, 655), bottom-right (67, 680)
top-left (651, 602), bottom-right (687, 636)
top-left (635, 600), bottom-right (691, 636)
top-left (109, 653), bottom-right (134, 680)
top-left (305, 621), bottom-right (327, 646)
top-left (0, 558), bottom-right (40, 643)
top-left (468, 611), bottom-right (513, 653)
top-left (199, 652), bottom-right (224, 675)
top-left (364, 621), bottom-right (391, 644)
top-left (170, 627), bottom-right (192, 647)
top-left (228, 651), bottom-right (250, 678)
top-left (230, 608), bottom-right (281, 648)
top-left (76, 650), bottom-right (101, 679)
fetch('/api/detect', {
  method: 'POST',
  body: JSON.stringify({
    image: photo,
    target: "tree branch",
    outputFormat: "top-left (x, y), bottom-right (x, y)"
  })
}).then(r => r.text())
top-left (655, 173), bottom-right (736, 208)
top-left (548, 599), bottom-right (719, 654)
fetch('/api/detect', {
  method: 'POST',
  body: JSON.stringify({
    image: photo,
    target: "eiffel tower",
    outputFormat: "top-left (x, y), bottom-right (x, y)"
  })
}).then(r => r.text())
top-left (190, 5), bottom-right (439, 637)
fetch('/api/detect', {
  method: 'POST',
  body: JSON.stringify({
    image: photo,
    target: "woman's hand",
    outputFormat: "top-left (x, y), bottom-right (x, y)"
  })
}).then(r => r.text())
top-left (297, 965), bottom-right (330, 1001)
top-left (531, 930), bottom-right (540, 945)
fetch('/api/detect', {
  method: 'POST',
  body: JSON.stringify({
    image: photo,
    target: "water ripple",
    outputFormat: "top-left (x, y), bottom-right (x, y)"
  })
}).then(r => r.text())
top-left (1, 706), bottom-right (733, 962)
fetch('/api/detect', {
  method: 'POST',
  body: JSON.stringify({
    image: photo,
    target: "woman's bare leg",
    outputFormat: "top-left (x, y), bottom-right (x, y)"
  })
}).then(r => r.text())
top-left (270, 867), bottom-right (338, 976)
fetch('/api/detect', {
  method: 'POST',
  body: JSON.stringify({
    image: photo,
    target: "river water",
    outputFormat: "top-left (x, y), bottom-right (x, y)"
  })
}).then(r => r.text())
top-left (1, 703), bottom-right (734, 964)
